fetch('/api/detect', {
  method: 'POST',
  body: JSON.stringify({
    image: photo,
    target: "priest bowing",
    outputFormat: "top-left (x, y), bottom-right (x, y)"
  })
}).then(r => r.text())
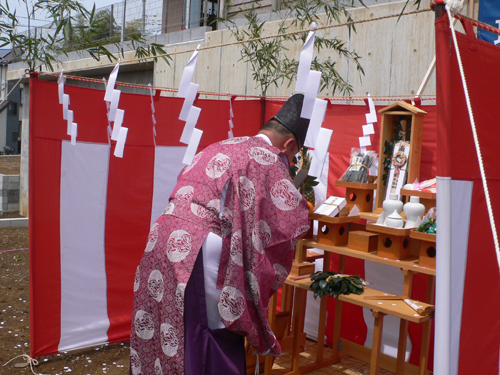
top-left (130, 94), bottom-right (311, 375)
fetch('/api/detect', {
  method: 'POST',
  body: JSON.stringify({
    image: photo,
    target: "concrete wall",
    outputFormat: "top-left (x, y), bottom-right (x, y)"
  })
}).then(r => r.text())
top-left (154, 0), bottom-right (437, 100)
top-left (8, 0), bottom-right (443, 216)
top-left (0, 173), bottom-right (20, 213)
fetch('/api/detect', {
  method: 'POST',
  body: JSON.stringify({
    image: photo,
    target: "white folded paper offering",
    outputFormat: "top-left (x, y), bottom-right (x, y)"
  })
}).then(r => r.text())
top-left (314, 196), bottom-right (346, 217)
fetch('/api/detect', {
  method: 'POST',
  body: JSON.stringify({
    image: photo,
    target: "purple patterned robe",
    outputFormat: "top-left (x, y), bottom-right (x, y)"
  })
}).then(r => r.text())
top-left (130, 136), bottom-right (310, 374)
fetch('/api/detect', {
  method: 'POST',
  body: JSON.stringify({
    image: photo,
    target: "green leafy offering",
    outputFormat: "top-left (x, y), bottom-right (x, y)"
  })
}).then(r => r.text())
top-left (310, 271), bottom-right (365, 299)
top-left (290, 147), bottom-right (319, 205)
top-left (416, 207), bottom-right (437, 234)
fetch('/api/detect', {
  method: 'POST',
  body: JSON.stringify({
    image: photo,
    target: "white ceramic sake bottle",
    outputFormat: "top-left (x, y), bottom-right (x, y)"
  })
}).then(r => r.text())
top-left (404, 196), bottom-right (426, 228)
top-left (385, 209), bottom-right (404, 228)
top-left (378, 193), bottom-right (404, 225)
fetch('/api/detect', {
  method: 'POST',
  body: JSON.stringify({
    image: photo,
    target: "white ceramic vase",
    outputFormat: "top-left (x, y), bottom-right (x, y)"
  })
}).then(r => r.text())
top-left (378, 194), bottom-right (404, 225)
top-left (404, 196), bottom-right (426, 228)
top-left (385, 209), bottom-right (404, 228)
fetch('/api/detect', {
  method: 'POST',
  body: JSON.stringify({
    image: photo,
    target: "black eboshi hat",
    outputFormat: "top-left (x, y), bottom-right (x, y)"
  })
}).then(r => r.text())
top-left (272, 93), bottom-right (310, 149)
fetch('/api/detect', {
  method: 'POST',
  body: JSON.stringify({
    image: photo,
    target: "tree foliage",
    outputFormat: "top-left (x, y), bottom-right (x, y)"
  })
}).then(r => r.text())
top-left (218, 0), bottom-right (366, 96)
top-left (0, 0), bottom-right (170, 72)
top-left (70, 9), bottom-right (122, 44)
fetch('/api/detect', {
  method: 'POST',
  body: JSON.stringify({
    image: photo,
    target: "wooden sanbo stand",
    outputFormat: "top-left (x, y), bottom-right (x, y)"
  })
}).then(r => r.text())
top-left (264, 102), bottom-right (434, 375)
top-left (366, 224), bottom-right (413, 260)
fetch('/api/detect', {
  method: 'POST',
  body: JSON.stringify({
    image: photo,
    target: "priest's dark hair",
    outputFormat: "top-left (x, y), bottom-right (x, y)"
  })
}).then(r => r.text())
top-left (260, 119), bottom-right (295, 139)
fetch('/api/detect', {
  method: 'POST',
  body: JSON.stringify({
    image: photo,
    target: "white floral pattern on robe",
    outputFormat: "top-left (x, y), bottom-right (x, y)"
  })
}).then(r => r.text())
top-left (130, 136), bottom-right (310, 374)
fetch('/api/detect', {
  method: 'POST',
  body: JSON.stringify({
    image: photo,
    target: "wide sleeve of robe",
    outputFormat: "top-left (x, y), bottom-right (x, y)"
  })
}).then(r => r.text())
top-left (215, 137), bottom-right (310, 356)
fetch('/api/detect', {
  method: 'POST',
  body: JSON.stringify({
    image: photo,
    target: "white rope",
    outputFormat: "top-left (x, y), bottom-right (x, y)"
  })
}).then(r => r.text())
top-left (445, 1), bottom-right (500, 270)
top-left (3, 354), bottom-right (47, 375)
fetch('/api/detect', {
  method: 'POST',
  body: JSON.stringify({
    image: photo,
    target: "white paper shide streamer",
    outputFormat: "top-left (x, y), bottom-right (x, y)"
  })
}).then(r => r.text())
top-left (177, 46), bottom-right (203, 165)
top-left (114, 127), bottom-right (129, 158)
top-left (179, 83), bottom-right (199, 122)
top-left (295, 23), bottom-right (317, 93)
top-left (180, 107), bottom-right (202, 144)
top-left (104, 64), bottom-right (119, 102)
top-left (304, 99), bottom-right (327, 148)
top-left (182, 128), bottom-right (203, 165)
top-left (58, 71), bottom-right (79, 146)
top-left (111, 109), bottom-right (125, 141)
top-left (63, 94), bottom-right (70, 121)
top-left (67, 110), bottom-right (74, 135)
top-left (70, 122), bottom-right (78, 146)
top-left (359, 95), bottom-right (377, 151)
top-left (365, 94), bottom-right (377, 124)
top-left (58, 71), bottom-right (65, 104)
top-left (296, 23), bottom-right (331, 180)
top-left (104, 64), bottom-right (128, 158)
top-left (301, 71), bottom-right (322, 120)
top-left (309, 127), bottom-right (332, 179)
top-left (108, 89), bottom-right (121, 123)
top-left (178, 46), bottom-right (200, 98)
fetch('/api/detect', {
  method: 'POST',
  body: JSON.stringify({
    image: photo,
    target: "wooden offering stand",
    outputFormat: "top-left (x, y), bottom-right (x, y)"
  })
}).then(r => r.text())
top-left (401, 189), bottom-right (436, 269)
top-left (263, 102), bottom-right (434, 375)
top-left (335, 177), bottom-right (377, 213)
top-left (309, 212), bottom-right (360, 247)
top-left (366, 224), bottom-right (413, 260)
top-left (348, 230), bottom-right (378, 252)
top-left (265, 210), bottom-right (435, 375)
top-left (411, 230), bottom-right (436, 270)
top-left (275, 233), bottom-right (435, 375)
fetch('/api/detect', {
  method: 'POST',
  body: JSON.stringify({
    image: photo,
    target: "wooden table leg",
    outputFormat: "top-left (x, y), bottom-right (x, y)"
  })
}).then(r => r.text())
top-left (291, 287), bottom-right (308, 372)
top-left (281, 283), bottom-right (295, 344)
top-left (330, 253), bottom-right (344, 362)
top-left (370, 311), bottom-right (386, 375)
top-left (316, 294), bottom-right (328, 363)
top-left (395, 319), bottom-right (409, 374)
top-left (419, 320), bottom-right (432, 375)
top-left (402, 269), bottom-right (414, 298)
top-left (395, 269), bottom-right (414, 374)
top-left (295, 239), bottom-right (305, 263)
top-left (263, 353), bottom-right (274, 374)
top-left (282, 283), bottom-right (294, 312)
top-left (419, 275), bottom-right (435, 375)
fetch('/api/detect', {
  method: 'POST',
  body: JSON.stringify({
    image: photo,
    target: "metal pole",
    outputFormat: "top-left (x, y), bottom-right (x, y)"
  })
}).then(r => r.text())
top-left (121, 0), bottom-right (127, 43)
top-left (142, 0), bottom-right (146, 36)
top-left (468, 0), bottom-right (474, 19)
top-left (203, 0), bottom-right (208, 27)
top-left (110, 4), bottom-right (114, 38)
top-left (185, 0), bottom-right (190, 29)
top-left (0, 65), bottom-right (6, 101)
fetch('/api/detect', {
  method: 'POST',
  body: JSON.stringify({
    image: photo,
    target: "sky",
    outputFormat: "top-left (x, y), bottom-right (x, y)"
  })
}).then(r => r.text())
top-left (82, 1), bottom-right (120, 11)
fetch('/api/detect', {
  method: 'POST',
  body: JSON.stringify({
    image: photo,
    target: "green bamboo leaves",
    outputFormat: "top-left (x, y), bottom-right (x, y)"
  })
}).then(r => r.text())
top-left (0, 0), bottom-right (170, 72)
top-left (219, 0), bottom-right (365, 96)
